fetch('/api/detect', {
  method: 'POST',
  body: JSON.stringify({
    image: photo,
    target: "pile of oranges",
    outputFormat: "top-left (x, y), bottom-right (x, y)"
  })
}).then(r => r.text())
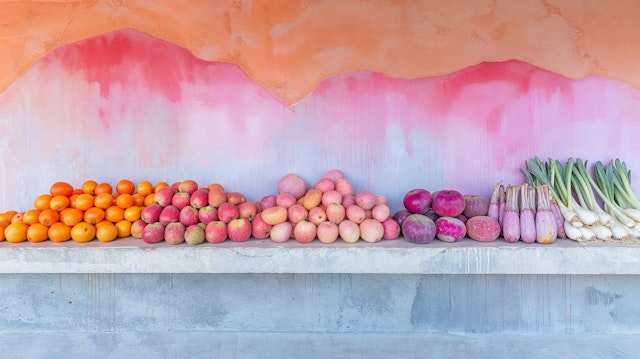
top-left (0, 179), bottom-right (166, 243)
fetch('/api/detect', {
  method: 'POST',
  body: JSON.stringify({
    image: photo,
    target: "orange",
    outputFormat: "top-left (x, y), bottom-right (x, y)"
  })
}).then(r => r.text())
top-left (34, 194), bottom-right (53, 210)
top-left (74, 193), bottom-right (95, 211)
top-left (5, 222), bottom-right (28, 243)
top-left (124, 206), bottom-right (142, 222)
top-left (50, 195), bottom-right (70, 211)
top-left (11, 212), bottom-right (25, 224)
top-left (83, 207), bottom-right (105, 225)
top-left (0, 211), bottom-right (17, 224)
top-left (105, 205), bottom-right (124, 223)
top-left (144, 193), bottom-right (155, 207)
top-left (38, 209), bottom-right (60, 226)
top-left (94, 193), bottom-right (114, 209)
top-left (0, 221), bottom-right (6, 241)
top-left (94, 182), bottom-right (113, 195)
top-left (115, 219), bottom-right (132, 238)
top-left (70, 222), bottom-right (96, 243)
top-left (23, 209), bottom-right (42, 225)
top-left (136, 180), bottom-right (153, 196)
top-left (60, 208), bottom-right (84, 226)
top-left (27, 223), bottom-right (49, 243)
top-left (116, 179), bottom-right (135, 195)
top-left (115, 193), bottom-right (134, 209)
top-left (81, 180), bottom-right (98, 195)
top-left (153, 181), bottom-right (169, 193)
top-left (48, 222), bottom-right (71, 242)
top-left (132, 193), bottom-right (145, 207)
top-left (50, 181), bottom-right (74, 197)
top-left (72, 188), bottom-right (83, 196)
top-left (96, 221), bottom-right (118, 242)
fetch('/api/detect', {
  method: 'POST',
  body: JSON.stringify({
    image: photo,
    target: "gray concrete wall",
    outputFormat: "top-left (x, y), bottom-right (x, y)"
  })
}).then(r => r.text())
top-left (1, 273), bottom-right (638, 334)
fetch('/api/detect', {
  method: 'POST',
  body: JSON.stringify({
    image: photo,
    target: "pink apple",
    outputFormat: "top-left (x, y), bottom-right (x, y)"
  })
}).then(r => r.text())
top-left (141, 204), bottom-right (162, 224)
top-left (142, 222), bottom-right (164, 243)
top-left (130, 219), bottom-right (146, 238)
top-left (275, 193), bottom-right (297, 208)
top-left (164, 222), bottom-right (186, 245)
top-left (251, 213), bottom-right (272, 239)
top-left (159, 205), bottom-right (180, 225)
top-left (178, 179), bottom-right (199, 195)
top-left (217, 202), bottom-right (239, 223)
top-left (198, 205), bottom-right (218, 224)
top-left (313, 178), bottom-right (335, 193)
top-left (334, 178), bottom-right (354, 197)
top-left (171, 192), bottom-right (191, 210)
top-left (154, 187), bottom-right (175, 207)
top-left (294, 220), bottom-right (317, 243)
top-left (375, 194), bottom-right (388, 205)
top-left (326, 203), bottom-right (346, 224)
top-left (381, 218), bottom-right (401, 240)
top-left (338, 220), bottom-right (360, 243)
top-left (184, 224), bottom-right (206, 245)
top-left (346, 204), bottom-right (366, 224)
top-left (359, 218), bottom-right (384, 243)
top-left (287, 204), bottom-right (308, 224)
top-left (205, 221), bottom-right (227, 243)
top-left (308, 206), bottom-right (327, 225)
top-left (189, 188), bottom-right (209, 209)
top-left (238, 202), bottom-right (258, 221)
top-left (317, 221), bottom-right (339, 244)
top-left (170, 182), bottom-right (181, 191)
top-left (342, 194), bottom-right (356, 208)
top-left (207, 189), bottom-right (227, 208)
top-left (226, 192), bottom-right (246, 205)
top-left (371, 204), bottom-right (391, 222)
top-left (228, 218), bottom-right (251, 242)
top-left (321, 169), bottom-right (344, 181)
top-left (260, 195), bottom-right (277, 210)
top-left (356, 190), bottom-right (377, 210)
top-left (269, 221), bottom-right (292, 243)
top-left (321, 190), bottom-right (343, 207)
top-left (179, 206), bottom-right (199, 227)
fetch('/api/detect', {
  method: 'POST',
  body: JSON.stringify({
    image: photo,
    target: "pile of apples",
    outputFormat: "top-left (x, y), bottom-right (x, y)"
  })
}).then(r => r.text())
top-left (135, 170), bottom-right (400, 245)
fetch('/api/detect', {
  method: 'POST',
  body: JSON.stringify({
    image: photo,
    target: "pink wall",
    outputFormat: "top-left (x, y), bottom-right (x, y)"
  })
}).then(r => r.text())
top-left (1, 29), bottom-right (639, 212)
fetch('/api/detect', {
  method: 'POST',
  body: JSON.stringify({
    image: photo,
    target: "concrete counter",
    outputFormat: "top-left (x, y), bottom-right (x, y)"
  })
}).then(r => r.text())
top-left (0, 237), bottom-right (638, 274)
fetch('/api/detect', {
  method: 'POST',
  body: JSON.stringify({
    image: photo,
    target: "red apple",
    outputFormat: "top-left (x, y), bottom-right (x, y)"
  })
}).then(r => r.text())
top-left (275, 193), bottom-right (297, 208)
top-left (189, 188), bottom-right (209, 209)
top-left (130, 219), bottom-right (146, 238)
top-left (159, 205), bottom-right (180, 225)
top-left (142, 222), bottom-right (164, 243)
top-left (287, 204), bottom-right (308, 224)
top-left (346, 204), bottom-right (366, 224)
top-left (334, 178), bottom-right (354, 197)
top-left (381, 218), bottom-right (401, 240)
top-left (179, 206), bottom-right (199, 227)
top-left (313, 178), bottom-right (335, 193)
top-left (321, 190), bottom-right (342, 207)
top-left (403, 188), bottom-right (432, 214)
top-left (154, 187), bottom-right (175, 207)
top-left (198, 205), bottom-right (218, 224)
top-left (228, 218), bottom-right (251, 242)
top-left (178, 180), bottom-right (199, 195)
top-left (217, 202), bottom-right (240, 223)
top-left (308, 206), bottom-right (327, 225)
top-left (238, 202), bottom-right (258, 220)
top-left (226, 192), bottom-right (246, 205)
top-left (356, 190), bottom-right (377, 210)
top-left (141, 204), bottom-right (163, 224)
top-left (342, 194), bottom-right (356, 208)
top-left (326, 203), bottom-right (346, 224)
top-left (432, 190), bottom-right (466, 217)
top-left (207, 189), bottom-right (227, 208)
top-left (260, 195), bottom-right (277, 210)
top-left (251, 213), bottom-right (272, 239)
top-left (205, 221), bottom-right (227, 243)
top-left (294, 220), bottom-right (317, 243)
top-left (270, 222), bottom-right (292, 243)
top-left (164, 222), bottom-right (186, 245)
top-left (184, 224), bottom-right (205, 245)
top-left (171, 192), bottom-right (191, 210)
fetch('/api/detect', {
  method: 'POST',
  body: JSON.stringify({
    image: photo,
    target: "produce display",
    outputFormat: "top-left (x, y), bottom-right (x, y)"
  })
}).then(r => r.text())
top-left (1, 159), bottom-right (639, 245)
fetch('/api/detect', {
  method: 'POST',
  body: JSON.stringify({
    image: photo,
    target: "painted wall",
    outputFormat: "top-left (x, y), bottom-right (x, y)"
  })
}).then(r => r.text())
top-left (1, 1), bottom-right (640, 213)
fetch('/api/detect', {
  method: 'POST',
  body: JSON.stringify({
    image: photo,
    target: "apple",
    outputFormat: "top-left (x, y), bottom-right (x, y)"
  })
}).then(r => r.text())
top-left (375, 194), bottom-right (388, 205)
top-left (154, 187), bottom-right (175, 207)
top-left (217, 202), bottom-right (240, 223)
top-left (338, 220), bottom-right (360, 243)
top-left (178, 180), bottom-right (198, 195)
top-left (403, 188), bottom-right (432, 214)
top-left (313, 178), bottom-right (335, 193)
top-left (171, 191), bottom-right (191, 210)
top-left (260, 195), bottom-right (277, 210)
top-left (317, 221), bottom-right (339, 244)
top-left (198, 205), bottom-right (218, 224)
top-left (207, 189), bottom-right (227, 208)
top-left (371, 204), bottom-right (391, 222)
top-left (321, 190), bottom-right (343, 207)
top-left (179, 206), bottom-right (199, 227)
top-left (342, 194), bottom-right (356, 208)
top-left (164, 222), bottom-right (186, 245)
top-left (359, 218), bottom-right (384, 243)
top-left (294, 220), bottom-right (317, 243)
top-left (251, 213), bottom-right (272, 239)
top-left (159, 205), bottom-right (180, 225)
top-left (346, 204), bottom-right (366, 224)
top-left (275, 193), bottom-right (297, 208)
top-left (205, 221), bottom-right (227, 243)
top-left (226, 192), bottom-right (246, 205)
top-left (287, 204), bottom-right (308, 224)
top-left (130, 219), bottom-right (146, 238)
top-left (326, 203), bottom-right (346, 224)
top-left (270, 221), bottom-right (293, 243)
top-left (432, 190), bottom-right (466, 217)
top-left (142, 222), bottom-right (164, 243)
top-left (355, 190), bottom-right (377, 210)
top-left (381, 218), bottom-right (401, 240)
top-left (238, 202), bottom-right (258, 220)
top-left (189, 188), bottom-right (209, 209)
top-left (308, 207), bottom-right (327, 225)
top-left (321, 169), bottom-right (344, 181)
top-left (170, 182), bottom-right (180, 191)
top-left (184, 224), bottom-right (205, 245)
top-left (334, 178), bottom-right (354, 197)
top-left (141, 204), bottom-right (163, 224)
top-left (261, 206), bottom-right (288, 225)
top-left (228, 218), bottom-right (251, 242)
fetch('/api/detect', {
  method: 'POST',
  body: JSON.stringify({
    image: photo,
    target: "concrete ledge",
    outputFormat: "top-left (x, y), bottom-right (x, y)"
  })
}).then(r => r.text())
top-left (2, 331), bottom-right (639, 359)
top-left (1, 237), bottom-right (640, 274)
